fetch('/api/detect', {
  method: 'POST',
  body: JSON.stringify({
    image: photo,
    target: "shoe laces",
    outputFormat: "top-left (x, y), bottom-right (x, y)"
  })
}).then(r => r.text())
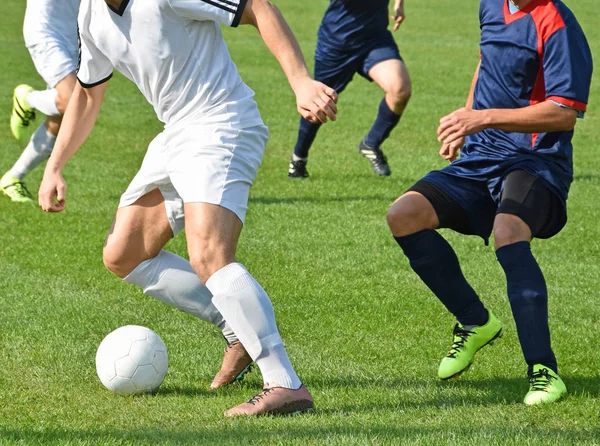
top-left (8, 181), bottom-right (32, 198)
top-left (529, 368), bottom-right (555, 392)
top-left (290, 159), bottom-right (307, 170)
top-left (447, 324), bottom-right (474, 358)
top-left (247, 387), bottom-right (274, 406)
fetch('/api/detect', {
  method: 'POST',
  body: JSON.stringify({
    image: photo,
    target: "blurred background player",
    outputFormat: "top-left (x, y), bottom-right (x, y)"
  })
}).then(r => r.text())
top-left (1, 0), bottom-right (80, 202)
top-left (39, 0), bottom-right (337, 416)
top-left (288, 0), bottom-right (411, 178)
top-left (386, 0), bottom-right (592, 405)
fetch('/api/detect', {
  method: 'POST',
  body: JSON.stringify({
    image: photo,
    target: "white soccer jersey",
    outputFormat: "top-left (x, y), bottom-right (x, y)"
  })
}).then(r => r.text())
top-left (23, 0), bottom-right (81, 49)
top-left (77, 0), bottom-right (262, 128)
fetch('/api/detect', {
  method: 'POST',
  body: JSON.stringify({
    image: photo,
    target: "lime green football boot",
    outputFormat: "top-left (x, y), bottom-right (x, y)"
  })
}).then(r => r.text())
top-left (10, 84), bottom-right (36, 141)
top-left (523, 364), bottom-right (567, 406)
top-left (0, 173), bottom-right (33, 203)
top-left (438, 311), bottom-right (503, 380)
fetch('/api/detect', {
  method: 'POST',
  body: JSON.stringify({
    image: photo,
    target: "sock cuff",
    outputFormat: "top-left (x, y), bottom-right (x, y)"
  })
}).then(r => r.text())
top-left (123, 252), bottom-right (164, 287)
top-left (496, 241), bottom-right (531, 258)
top-left (379, 97), bottom-right (401, 119)
top-left (206, 262), bottom-right (254, 296)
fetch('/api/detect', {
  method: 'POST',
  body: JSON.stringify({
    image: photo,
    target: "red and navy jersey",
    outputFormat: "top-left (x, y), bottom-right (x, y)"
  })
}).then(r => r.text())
top-left (318, 0), bottom-right (390, 51)
top-left (457, 0), bottom-right (593, 203)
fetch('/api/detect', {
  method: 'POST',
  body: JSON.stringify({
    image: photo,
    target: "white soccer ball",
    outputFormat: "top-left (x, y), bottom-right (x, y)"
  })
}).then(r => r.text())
top-left (96, 325), bottom-right (168, 395)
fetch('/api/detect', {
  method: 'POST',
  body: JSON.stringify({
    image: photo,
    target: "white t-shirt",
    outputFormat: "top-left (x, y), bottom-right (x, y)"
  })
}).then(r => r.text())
top-left (23, 0), bottom-right (81, 49)
top-left (77, 0), bottom-right (263, 128)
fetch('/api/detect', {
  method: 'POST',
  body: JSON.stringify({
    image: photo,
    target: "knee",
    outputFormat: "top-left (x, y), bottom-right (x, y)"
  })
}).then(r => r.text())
top-left (55, 91), bottom-right (72, 115)
top-left (493, 214), bottom-right (531, 250)
top-left (386, 194), bottom-right (436, 237)
top-left (103, 240), bottom-right (140, 279)
top-left (188, 241), bottom-right (232, 284)
top-left (386, 82), bottom-right (412, 109)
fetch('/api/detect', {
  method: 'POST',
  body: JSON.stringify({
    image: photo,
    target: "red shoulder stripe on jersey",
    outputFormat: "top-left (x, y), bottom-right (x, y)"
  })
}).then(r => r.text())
top-left (529, 0), bottom-right (565, 45)
top-left (547, 96), bottom-right (587, 112)
top-left (528, 1), bottom-right (566, 147)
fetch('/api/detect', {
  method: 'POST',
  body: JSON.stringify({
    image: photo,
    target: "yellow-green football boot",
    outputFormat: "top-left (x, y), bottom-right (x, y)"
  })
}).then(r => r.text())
top-left (523, 364), bottom-right (567, 406)
top-left (0, 173), bottom-right (33, 203)
top-left (10, 84), bottom-right (36, 141)
top-left (438, 311), bottom-right (503, 380)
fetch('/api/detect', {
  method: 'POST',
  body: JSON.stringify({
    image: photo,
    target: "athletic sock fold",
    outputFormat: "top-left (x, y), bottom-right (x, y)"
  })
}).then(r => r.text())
top-left (394, 230), bottom-right (488, 326)
top-left (26, 89), bottom-right (60, 116)
top-left (496, 241), bottom-right (557, 374)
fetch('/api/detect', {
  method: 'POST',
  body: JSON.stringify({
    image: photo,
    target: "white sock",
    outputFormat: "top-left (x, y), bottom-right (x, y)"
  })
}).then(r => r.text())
top-left (292, 154), bottom-right (307, 162)
top-left (124, 251), bottom-right (237, 343)
top-left (26, 89), bottom-right (60, 116)
top-left (8, 123), bottom-right (56, 179)
top-left (206, 263), bottom-right (301, 389)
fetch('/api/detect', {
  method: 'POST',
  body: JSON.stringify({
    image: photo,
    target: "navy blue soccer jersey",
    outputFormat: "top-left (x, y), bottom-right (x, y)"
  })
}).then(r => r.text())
top-left (454, 0), bottom-right (593, 203)
top-left (318, 0), bottom-right (391, 50)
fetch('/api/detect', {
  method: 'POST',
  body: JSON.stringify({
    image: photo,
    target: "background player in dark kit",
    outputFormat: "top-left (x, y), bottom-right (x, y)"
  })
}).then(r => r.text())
top-left (288, 0), bottom-right (411, 178)
top-left (386, 0), bottom-right (592, 405)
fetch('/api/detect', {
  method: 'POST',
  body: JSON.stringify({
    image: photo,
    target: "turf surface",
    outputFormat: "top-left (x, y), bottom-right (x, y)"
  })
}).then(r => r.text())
top-left (1, 0), bottom-right (599, 444)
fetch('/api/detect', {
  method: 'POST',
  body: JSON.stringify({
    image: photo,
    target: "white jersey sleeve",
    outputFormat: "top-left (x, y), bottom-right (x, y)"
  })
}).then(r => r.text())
top-left (168, 0), bottom-right (248, 27)
top-left (76, 27), bottom-right (114, 88)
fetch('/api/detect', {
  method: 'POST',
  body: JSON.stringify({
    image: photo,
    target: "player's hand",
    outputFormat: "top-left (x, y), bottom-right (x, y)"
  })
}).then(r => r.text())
top-left (39, 170), bottom-right (67, 213)
top-left (391, 5), bottom-right (406, 31)
top-left (295, 79), bottom-right (338, 124)
top-left (437, 107), bottom-right (486, 146)
top-left (439, 136), bottom-right (465, 162)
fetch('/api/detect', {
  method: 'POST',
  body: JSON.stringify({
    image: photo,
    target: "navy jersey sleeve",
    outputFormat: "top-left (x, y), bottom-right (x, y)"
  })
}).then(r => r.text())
top-left (543, 25), bottom-right (593, 113)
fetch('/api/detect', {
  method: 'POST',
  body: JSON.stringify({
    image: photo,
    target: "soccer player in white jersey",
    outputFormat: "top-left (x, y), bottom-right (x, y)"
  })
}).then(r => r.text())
top-left (2, 0), bottom-right (81, 202)
top-left (39, 0), bottom-right (338, 417)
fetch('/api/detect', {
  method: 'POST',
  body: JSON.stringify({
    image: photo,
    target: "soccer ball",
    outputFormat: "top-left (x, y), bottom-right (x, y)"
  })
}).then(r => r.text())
top-left (96, 325), bottom-right (169, 395)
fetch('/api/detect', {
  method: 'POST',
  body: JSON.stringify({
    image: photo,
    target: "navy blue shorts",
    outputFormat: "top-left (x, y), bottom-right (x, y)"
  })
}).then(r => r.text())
top-left (408, 167), bottom-right (567, 244)
top-left (314, 31), bottom-right (402, 94)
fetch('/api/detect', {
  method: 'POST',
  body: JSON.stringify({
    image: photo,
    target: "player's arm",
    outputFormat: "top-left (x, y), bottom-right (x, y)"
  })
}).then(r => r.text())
top-left (439, 61), bottom-right (480, 161)
top-left (39, 82), bottom-right (107, 213)
top-left (239, 0), bottom-right (338, 124)
top-left (437, 100), bottom-right (578, 148)
top-left (391, 0), bottom-right (405, 31)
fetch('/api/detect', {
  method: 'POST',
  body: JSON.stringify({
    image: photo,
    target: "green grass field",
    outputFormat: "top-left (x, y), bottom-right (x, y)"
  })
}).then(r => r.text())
top-left (1, 1), bottom-right (599, 444)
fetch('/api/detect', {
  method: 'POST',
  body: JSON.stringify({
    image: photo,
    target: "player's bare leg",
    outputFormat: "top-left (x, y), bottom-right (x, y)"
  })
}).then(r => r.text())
top-left (3, 74), bottom-right (77, 202)
top-left (102, 189), bottom-right (249, 389)
top-left (184, 202), bottom-right (313, 416)
top-left (358, 59), bottom-right (411, 176)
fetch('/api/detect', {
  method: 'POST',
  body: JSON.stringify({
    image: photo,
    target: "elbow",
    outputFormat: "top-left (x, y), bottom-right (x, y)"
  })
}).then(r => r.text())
top-left (557, 112), bottom-right (577, 132)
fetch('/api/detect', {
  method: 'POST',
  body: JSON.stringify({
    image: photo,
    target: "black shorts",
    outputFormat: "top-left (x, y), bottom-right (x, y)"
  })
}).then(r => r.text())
top-left (408, 169), bottom-right (567, 243)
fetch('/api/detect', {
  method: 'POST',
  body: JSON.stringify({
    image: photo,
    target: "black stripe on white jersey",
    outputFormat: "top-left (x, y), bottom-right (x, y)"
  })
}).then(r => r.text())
top-left (200, 0), bottom-right (236, 14)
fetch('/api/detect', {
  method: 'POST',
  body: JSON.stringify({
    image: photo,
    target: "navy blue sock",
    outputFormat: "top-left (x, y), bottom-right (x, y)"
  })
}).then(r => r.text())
top-left (293, 117), bottom-right (321, 159)
top-left (364, 98), bottom-right (401, 148)
top-left (496, 241), bottom-right (557, 375)
top-left (394, 230), bottom-right (488, 326)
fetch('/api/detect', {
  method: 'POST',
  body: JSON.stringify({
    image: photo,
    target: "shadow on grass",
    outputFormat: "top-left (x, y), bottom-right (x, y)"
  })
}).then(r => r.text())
top-left (1, 425), bottom-right (598, 445)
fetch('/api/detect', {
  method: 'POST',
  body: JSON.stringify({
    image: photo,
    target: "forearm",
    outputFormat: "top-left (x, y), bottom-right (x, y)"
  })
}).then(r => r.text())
top-left (46, 83), bottom-right (105, 173)
top-left (241, 0), bottom-right (311, 93)
top-left (466, 62), bottom-right (480, 109)
top-left (480, 101), bottom-right (577, 133)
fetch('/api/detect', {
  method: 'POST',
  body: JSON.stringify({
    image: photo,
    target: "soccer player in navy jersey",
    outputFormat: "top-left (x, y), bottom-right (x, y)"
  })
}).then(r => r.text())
top-left (386, 0), bottom-right (592, 405)
top-left (288, 0), bottom-right (410, 178)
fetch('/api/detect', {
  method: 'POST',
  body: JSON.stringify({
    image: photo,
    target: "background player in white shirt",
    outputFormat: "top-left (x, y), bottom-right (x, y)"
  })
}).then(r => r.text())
top-left (39, 0), bottom-right (338, 417)
top-left (2, 0), bottom-right (81, 202)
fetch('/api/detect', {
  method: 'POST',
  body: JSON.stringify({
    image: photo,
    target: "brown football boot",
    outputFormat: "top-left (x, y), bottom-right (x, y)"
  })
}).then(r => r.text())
top-left (210, 341), bottom-right (253, 390)
top-left (225, 384), bottom-right (314, 417)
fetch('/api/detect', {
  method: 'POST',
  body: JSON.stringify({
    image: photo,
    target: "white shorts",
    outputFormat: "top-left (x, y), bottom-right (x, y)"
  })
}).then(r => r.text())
top-left (119, 123), bottom-right (269, 236)
top-left (28, 41), bottom-right (78, 88)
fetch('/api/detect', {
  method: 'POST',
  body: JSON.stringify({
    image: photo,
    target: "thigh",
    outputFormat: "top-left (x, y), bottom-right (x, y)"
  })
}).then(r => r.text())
top-left (415, 170), bottom-right (498, 242)
top-left (105, 188), bottom-right (174, 276)
top-left (497, 170), bottom-right (567, 239)
top-left (361, 34), bottom-right (403, 81)
top-left (367, 58), bottom-right (410, 93)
